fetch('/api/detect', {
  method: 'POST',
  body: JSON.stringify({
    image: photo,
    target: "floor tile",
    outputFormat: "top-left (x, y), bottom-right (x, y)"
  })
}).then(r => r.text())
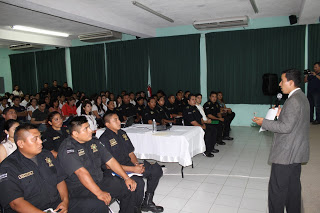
top-left (220, 185), bottom-right (245, 197)
top-left (240, 197), bottom-right (268, 212)
top-left (158, 196), bottom-right (188, 210)
top-left (224, 176), bottom-right (249, 188)
top-left (181, 200), bottom-right (213, 212)
top-left (214, 194), bottom-right (242, 208)
top-left (169, 187), bottom-right (195, 199)
top-left (243, 188), bottom-right (268, 201)
top-left (190, 190), bottom-right (218, 204)
top-left (175, 179), bottom-right (202, 190)
top-left (209, 204), bottom-right (238, 213)
top-left (198, 182), bottom-right (223, 193)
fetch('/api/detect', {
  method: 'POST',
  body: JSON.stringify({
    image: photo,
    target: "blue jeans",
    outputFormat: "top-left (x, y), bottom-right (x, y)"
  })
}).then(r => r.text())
top-left (308, 91), bottom-right (320, 121)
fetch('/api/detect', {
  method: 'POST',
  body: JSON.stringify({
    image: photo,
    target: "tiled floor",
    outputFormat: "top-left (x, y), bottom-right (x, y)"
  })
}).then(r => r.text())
top-left (110, 126), bottom-right (273, 213)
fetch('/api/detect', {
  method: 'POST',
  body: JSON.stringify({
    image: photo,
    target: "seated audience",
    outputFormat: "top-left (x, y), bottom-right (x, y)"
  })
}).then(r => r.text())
top-left (116, 95), bottom-right (123, 108)
top-left (129, 92), bottom-right (136, 105)
top-left (50, 80), bottom-right (62, 99)
top-left (93, 95), bottom-right (105, 119)
top-left (0, 123), bottom-right (105, 213)
top-left (58, 95), bottom-right (66, 109)
top-left (101, 95), bottom-right (109, 111)
top-left (99, 113), bottom-right (164, 212)
top-left (157, 96), bottom-right (175, 124)
top-left (57, 116), bottom-right (137, 213)
top-left (183, 94), bottom-right (218, 157)
top-left (27, 98), bottom-right (38, 121)
top-left (174, 92), bottom-right (184, 115)
top-left (182, 91), bottom-right (190, 106)
top-left (44, 96), bottom-right (51, 110)
top-left (49, 98), bottom-right (62, 114)
top-left (0, 119), bottom-right (19, 163)
top-left (217, 91), bottom-right (236, 128)
top-left (0, 97), bottom-right (9, 114)
top-left (135, 97), bottom-right (146, 123)
top-left (61, 97), bottom-right (77, 123)
top-left (30, 100), bottom-right (49, 132)
top-left (12, 96), bottom-right (27, 122)
top-left (39, 83), bottom-right (50, 99)
top-left (42, 112), bottom-right (69, 158)
top-left (20, 94), bottom-right (30, 108)
top-left (61, 82), bottom-right (73, 98)
top-left (7, 93), bottom-right (14, 105)
top-left (204, 91), bottom-right (233, 141)
top-left (0, 107), bottom-right (17, 133)
top-left (118, 94), bottom-right (136, 121)
top-left (12, 85), bottom-right (23, 97)
top-left (81, 100), bottom-right (98, 132)
top-left (142, 98), bottom-right (162, 125)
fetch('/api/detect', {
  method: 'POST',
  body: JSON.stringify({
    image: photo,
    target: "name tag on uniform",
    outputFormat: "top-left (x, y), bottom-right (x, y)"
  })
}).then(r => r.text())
top-left (150, 111), bottom-right (154, 114)
top-left (67, 149), bottom-right (74, 154)
top-left (66, 129), bottom-right (70, 134)
top-left (109, 138), bottom-right (117, 147)
top-left (91, 144), bottom-right (98, 153)
top-left (78, 149), bottom-right (85, 156)
top-left (18, 171), bottom-right (34, 179)
top-left (193, 110), bottom-right (196, 113)
top-left (122, 134), bottom-right (129, 141)
top-left (53, 136), bottom-right (60, 140)
top-left (0, 173), bottom-right (8, 182)
top-left (45, 157), bottom-right (54, 167)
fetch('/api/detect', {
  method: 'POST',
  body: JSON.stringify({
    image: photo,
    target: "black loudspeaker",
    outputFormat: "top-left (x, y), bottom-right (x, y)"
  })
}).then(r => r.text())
top-left (0, 77), bottom-right (4, 94)
top-left (262, 73), bottom-right (279, 96)
top-left (289, 15), bottom-right (297, 25)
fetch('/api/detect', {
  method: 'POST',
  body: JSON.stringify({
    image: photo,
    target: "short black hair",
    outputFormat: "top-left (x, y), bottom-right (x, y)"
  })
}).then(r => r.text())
top-left (12, 96), bottom-right (20, 101)
top-left (210, 91), bottom-right (217, 97)
top-left (282, 68), bottom-right (302, 87)
top-left (187, 93), bottom-right (195, 101)
top-left (3, 107), bottom-right (16, 115)
top-left (136, 97), bottom-right (144, 102)
top-left (195, 93), bottom-right (202, 97)
top-left (147, 97), bottom-right (155, 103)
top-left (314, 62), bottom-right (320, 66)
top-left (103, 112), bottom-right (118, 123)
top-left (69, 116), bottom-right (88, 134)
top-left (38, 100), bottom-right (46, 106)
top-left (47, 111), bottom-right (61, 123)
top-left (168, 94), bottom-right (174, 99)
top-left (14, 123), bottom-right (38, 143)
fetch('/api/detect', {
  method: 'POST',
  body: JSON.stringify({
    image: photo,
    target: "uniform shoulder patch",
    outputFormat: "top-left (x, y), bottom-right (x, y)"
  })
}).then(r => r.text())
top-left (109, 138), bottom-right (117, 147)
top-left (45, 157), bottom-right (54, 167)
top-left (91, 144), bottom-right (98, 153)
top-left (0, 173), bottom-right (8, 182)
top-left (122, 134), bottom-right (129, 141)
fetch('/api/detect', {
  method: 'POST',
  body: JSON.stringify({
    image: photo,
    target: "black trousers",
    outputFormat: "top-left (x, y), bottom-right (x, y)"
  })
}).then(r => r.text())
top-left (222, 112), bottom-right (235, 137)
top-left (130, 160), bottom-right (163, 206)
top-left (208, 122), bottom-right (223, 143)
top-left (269, 163), bottom-right (301, 213)
top-left (69, 175), bottom-right (135, 213)
top-left (203, 124), bottom-right (217, 152)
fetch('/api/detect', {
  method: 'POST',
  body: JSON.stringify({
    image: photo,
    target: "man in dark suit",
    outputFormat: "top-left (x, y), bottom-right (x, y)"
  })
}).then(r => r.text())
top-left (253, 69), bottom-right (310, 213)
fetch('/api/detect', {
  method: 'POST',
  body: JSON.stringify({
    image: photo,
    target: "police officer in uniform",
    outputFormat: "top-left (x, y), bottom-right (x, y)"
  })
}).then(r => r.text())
top-left (135, 97), bottom-right (146, 123)
top-left (57, 116), bottom-right (137, 213)
top-left (203, 92), bottom-right (233, 141)
top-left (118, 94), bottom-right (136, 121)
top-left (61, 82), bottom-right (73, 98)
top-left (99, 113), bottom-right (164, 213)
top-left (50, 80), bottom-right (62, 100)
top-left (39, 83), bottom-right (50, 99)
top-left (174, 92), bottom-right (184, 114)
top-left (0, 123), bottom-right (107, 213)
top-left (183, 94), bottom-right (218, 157)
top-left (157, 96), bottom-right (174, 124)
top-left (42, 112), bottom-right (70, 158)
top-left (142, 98), bottom-right (162, 124)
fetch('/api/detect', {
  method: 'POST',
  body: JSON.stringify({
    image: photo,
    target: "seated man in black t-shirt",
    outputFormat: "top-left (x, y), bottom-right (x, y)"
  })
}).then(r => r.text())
top-left (31, 100), bottom-right (49, 132)
top-left (0, 123), bottom-right (106, 213)
top-left (57, 116), bottom-right (137, 213)
top-left (11, 96), bottom-right (27, 122)
top-left (99, 113), bottom-right (164, 212)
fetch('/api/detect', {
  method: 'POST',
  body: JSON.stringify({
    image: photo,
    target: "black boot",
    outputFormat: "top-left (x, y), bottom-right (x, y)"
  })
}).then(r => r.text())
top-left (141, 193), bottom-right (164, 212)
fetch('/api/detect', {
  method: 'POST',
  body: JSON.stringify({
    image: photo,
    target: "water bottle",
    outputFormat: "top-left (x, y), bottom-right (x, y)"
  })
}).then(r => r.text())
top-left (152, 119), bottom-right (157, 133)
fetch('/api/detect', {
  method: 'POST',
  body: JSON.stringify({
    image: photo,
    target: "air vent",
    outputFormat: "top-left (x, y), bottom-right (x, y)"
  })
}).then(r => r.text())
top-left (78, 31), bottom-right (122, 42)
top-left (9, 43), bottom-right (42, 51)
top-left (193, 16), bottom-right (249, 30)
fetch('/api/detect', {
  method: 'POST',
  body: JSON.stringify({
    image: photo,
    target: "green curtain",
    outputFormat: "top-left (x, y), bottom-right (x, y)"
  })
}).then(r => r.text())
top-left (206, 25), bottom-right (305, 104)
top-left (106, 40), bottom-right (148, 96)
top-left (149, 34), bottom-right (201, 96)
top-left (70, 44), bottom-right (106, 96)
top-left (36, 48), bottom-right (67, 89)
top-left (308, 24), bottom-right (320, 69)
top-left (9, 52), bottom-right (37, 94)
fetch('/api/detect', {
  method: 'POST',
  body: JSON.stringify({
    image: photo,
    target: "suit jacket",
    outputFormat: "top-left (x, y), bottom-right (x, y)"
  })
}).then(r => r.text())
top-left (262, 89), bottom-right (310, 165)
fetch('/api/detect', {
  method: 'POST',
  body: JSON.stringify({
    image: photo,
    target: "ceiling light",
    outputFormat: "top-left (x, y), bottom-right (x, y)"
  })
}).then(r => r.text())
top-left (132, 1), bottom-right (174, 23)
top-left (11, 25), bottom-right (69, 37)
top-left (249, 0), bottom-right (259, 13)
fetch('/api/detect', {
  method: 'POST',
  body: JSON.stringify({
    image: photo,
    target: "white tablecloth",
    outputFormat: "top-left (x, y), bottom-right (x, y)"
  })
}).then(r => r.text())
top-left (122, 124), bottom-right (205, 167)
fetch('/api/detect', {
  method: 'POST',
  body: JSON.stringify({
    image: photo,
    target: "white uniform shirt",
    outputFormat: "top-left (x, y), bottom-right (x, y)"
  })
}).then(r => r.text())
top-left (196, 104), bottom-right (208, 121)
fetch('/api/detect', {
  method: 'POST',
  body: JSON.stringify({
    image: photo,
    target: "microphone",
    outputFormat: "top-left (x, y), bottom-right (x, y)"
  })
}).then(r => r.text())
top-left (275, 93), bottom-right (282, 107)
